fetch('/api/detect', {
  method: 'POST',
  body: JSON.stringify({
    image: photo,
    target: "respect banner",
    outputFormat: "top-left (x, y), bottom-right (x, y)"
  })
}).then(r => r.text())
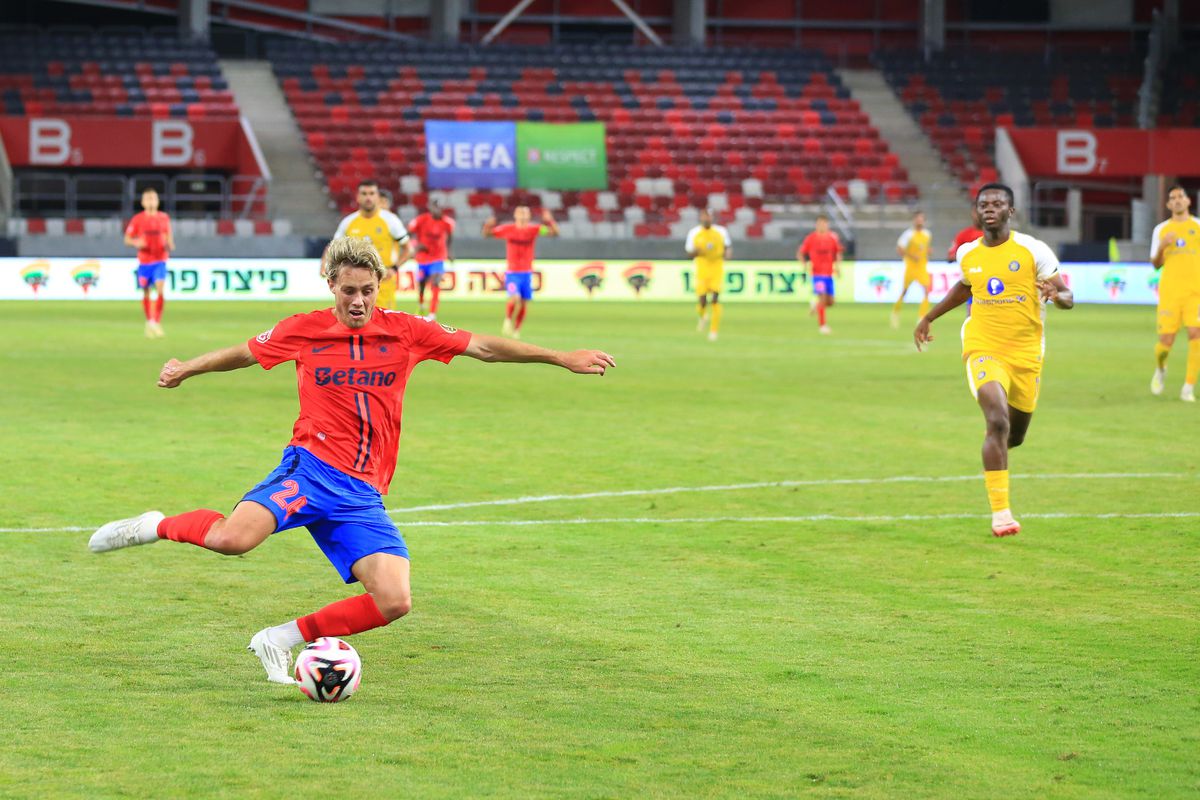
top-left (516, 122), bottom-right (607, 190)
top-left (0, 258), bottom-right (842, 303)
top-left (853, 260), bottom-right (1161, 305)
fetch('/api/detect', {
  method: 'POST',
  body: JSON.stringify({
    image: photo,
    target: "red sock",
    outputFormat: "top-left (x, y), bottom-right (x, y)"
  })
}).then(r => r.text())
top-left (418, 282), bottom-right (426, 306)
top-left (430, 283), bottom-right (440, 314)
top-left (297, 593), bottom-right (389, 641)
top-left (156, 509), bottom-right (224, 547)
top-left (515, 305), bottom-right (527, 330)
top-left (142, 295), bottom-right (152, 320)
top-left (505, 299), bottom-right (515, 320)
top-left (154, 294), bottom-right (164, 322)
top-left (817, 305), bottom-right (827, 325)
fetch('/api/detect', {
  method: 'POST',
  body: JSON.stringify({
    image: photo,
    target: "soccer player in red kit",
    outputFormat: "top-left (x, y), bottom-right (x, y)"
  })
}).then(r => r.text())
top-left (124, 187), bottom-right (175, 338)
top-left (88, 236), bottom-right (615, 685)
top-left (483, 205), bottom-right (559, 338)
top-left (948, 209), bottom-right (984, 261)
top-left (407, 200), bottom-right (456, 320)
top-left (798, 214), bottom-right (844, 334)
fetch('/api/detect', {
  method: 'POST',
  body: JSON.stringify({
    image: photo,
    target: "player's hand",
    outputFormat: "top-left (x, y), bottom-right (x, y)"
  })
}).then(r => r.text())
top-left (561, 350), bottom-right (616, 375)
top-left (1038, 280), bottom-right (1059, 303)
top-left (157, 358), bottom-right (189, 388)
top-left (913, 318), bottom-right (933, 351)
top-left (133, 237), bottom-right (147, 249)
top-left (541, 209), bottom-right (555, 223)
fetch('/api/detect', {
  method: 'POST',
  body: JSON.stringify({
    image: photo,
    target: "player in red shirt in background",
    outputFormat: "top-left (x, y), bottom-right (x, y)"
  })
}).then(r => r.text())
top-left (798, 214), bottom-right (844, 334)
top-left (407, 200), bottom-right (456, 321)
top-left (88, 236), bottom-right (615, 686)
top-left (948, 209), bottom-right (984, 261)
top-left (124, 187), bottom-right (175, 338)
top-left (483, 205), bottom-right (559, 338)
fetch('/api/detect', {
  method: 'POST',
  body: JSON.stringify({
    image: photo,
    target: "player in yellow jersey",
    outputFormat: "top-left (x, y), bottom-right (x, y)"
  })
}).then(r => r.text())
top-left (330, 180), bottom-right (410, 311)
top-left (685, 209), bottom-right (732, 342)
top-left (914, 184), bottom-right (1073, 537)
top-left (1149, 185), bottom-right (1200, 402)
top-left (891, 210), bottom-right (933, 329)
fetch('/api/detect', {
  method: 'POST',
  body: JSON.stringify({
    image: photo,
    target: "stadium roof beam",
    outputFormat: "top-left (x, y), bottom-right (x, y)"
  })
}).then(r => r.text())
top-left (922, 0), bottom-right (945, 60)
top-left (673, 0), bottom-right (705, 47)
top-left (430, 0), bottom-right (464, 44)
top-left (179, 0), bottom-right (210, 43)
top-left (481, 0), bottom-right (663, 46)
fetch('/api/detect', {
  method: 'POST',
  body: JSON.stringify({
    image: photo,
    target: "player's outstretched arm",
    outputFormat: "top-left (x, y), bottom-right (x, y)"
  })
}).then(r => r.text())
top-left (158, 343), bottom-right (257, 388)
top-left (462, 334), bottom-right (615, 375)
top-left (913, 280), bottom-right (972, 351)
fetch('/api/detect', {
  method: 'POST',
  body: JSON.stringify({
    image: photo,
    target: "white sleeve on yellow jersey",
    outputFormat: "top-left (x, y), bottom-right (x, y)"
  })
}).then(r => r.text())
top-left (1150, 221), bottom-right (1168, 261)
top-left (717, 225), bottom-right (731, 249)
top-left (956, 238), bottom-right (983, 283)
top-left (379, 209), bottom-right (409, 243)
top-left (897, 227), bottom-right (913, 250)
top-left (333, 212), bottom-right (356, 238)
top-left (684, 225), bottom-right (701, 254)
top-left (1013, 231), bottom-right (1060, 279)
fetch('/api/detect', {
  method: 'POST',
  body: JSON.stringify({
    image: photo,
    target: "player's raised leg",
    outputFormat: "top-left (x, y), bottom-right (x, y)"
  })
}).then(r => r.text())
top-left (977, 382), bottom-right (1020, 536)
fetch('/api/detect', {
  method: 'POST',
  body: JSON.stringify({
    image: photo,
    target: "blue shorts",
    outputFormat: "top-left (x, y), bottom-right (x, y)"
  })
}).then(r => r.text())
top-left (812, 275), bottom-right (835, 297)
top-left (137, 261), bottom-right (167, 288)
top-left (418, 261), bottom-right (445, 281)
top-left (242, 446), bottom-right (408, 584)
top-left (506, 271), bottom-right (534, 300)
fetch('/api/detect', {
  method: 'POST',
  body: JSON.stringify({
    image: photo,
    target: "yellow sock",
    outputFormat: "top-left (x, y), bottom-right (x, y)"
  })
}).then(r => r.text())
top-left (710, 302), bottom-right (723, 333)
top-left (984, 469), bottom-right (1009, 513)
top-left (919, 296), bottom-right (930, 317)
top-left (1187, 339), bottom-right (1200, 385)
top-left (892, 297), bottom-right (904, 313)
top-left (1155, 342), bottom-right (1170, 370)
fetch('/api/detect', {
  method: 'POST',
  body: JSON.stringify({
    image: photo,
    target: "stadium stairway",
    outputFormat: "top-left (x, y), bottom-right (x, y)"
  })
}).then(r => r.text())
top-left (220, 60), bottom-right (335, 235)
top-left (838, 68), bottom-right (970, 255)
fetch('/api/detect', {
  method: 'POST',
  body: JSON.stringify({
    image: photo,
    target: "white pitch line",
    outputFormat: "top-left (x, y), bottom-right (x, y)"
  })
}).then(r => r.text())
top-left (4, 510), bottom-right (1196, 535)
top-left (386, 472), bottom-right (1193, 515)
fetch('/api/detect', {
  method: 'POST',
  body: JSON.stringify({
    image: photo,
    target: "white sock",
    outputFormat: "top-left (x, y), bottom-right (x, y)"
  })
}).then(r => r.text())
top-left (267, 620), bottom-right (305, 649)
top-left (992, 509), bottom-right (1014, 525)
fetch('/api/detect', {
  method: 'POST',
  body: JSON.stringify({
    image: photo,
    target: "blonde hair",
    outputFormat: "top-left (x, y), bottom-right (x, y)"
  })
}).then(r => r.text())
top-left (324, 237), bottom-right (386, 283)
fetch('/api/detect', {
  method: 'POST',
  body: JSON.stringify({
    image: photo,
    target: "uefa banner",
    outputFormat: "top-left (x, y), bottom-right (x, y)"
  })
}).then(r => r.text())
top-left (0, 258), bottom-right (839, 303)
top-left (425, 121), bottom-right (606, 190)
top-left (853, 260), bottom-right (1161, 305)
top-left (516, 122), bottom-right (607, 190)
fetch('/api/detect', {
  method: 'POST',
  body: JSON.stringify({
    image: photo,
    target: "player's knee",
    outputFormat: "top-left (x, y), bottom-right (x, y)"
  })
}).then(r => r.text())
top-left (203, 522), bottom-right (258, 555)
top-left (375, 592), bottom-right (411, 621)
top-left (1007, 430), bottom-right (1026, 448)
top-left (985, 413), bottom-right (1010, 440)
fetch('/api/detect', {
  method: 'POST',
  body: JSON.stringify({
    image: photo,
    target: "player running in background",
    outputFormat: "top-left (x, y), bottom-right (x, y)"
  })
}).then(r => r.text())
top-left (1149, 185), bottom-right (1200, 402)
top-left (891, 210), bottom-right (933, 329)
top-left (408, 200), bottom-right (456, 321)
top-left (798, 214), bottom-right (843, 335)
top-left (949, 209), bottom-right (984, 261)
top-left (483, 206), bottom-right (558, 338)
top-left (685, 209), bottom-right (732, 342)
top-left (330, 180), bottom-right (410, 312)
top-left (89, 236), bottom-right (615, 685)
top-left (124, 187), bottom-right (175, 338)
top-left (914, 184), bottom-right (1073, 537)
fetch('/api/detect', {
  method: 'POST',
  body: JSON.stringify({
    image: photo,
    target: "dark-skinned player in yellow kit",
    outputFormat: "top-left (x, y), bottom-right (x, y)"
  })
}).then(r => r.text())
top-left (914, 184), bottom-right (1074, 537)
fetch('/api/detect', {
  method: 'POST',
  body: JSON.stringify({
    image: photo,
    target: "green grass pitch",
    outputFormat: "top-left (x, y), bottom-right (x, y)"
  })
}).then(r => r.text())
top-left (1, 298), bottom-right (1197, 799)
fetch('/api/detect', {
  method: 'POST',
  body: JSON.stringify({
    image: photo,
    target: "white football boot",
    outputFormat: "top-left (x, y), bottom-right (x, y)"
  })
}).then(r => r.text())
top-left (89, 511), bottom-right (164, 553)
top-left (248, 629), bottom-right (298, 685)
top-left (1150, 368), bottom-right (1166, 396)
top-left (1183, 383), bottom-right (1196, 403)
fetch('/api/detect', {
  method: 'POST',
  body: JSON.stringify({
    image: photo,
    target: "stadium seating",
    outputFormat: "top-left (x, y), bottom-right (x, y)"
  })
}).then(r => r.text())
top-left (268, 41), bottom-right (918, 239)
top-left (1158, 49), bottom-right (1200, 127)
top-left (0, 29), bottom-right (237, 118)
top-left (6, 217), bottom-right (293, 238)
top-left (875, 49), bottom-right (1143, 192)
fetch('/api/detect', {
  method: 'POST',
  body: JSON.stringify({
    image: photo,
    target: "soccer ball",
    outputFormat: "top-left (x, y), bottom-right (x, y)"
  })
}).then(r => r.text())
top-left (294, 637), bottom-right (362, 703)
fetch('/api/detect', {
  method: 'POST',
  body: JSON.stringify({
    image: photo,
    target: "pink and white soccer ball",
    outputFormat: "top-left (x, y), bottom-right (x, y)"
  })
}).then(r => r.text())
top-left (294, 637), bottom-right (362, 703)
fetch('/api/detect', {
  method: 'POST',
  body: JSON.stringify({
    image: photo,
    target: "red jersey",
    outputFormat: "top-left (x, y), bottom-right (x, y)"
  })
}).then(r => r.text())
top-left (798, 231), bottom-right (843, 277)
top-left (125, 211), bottom-right (172, 264)
top-left (408, 213), bottom-right (456, 265)
top-left (492, 223), bottom-right (541, 272)
top-left (247, 309), bottom-right (472, 494)
top-left (950, 226), bottom-right (984, 260)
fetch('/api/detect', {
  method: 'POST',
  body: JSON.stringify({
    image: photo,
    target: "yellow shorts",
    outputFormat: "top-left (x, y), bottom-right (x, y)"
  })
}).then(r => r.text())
top-left (377, 270), bottom-right (398, 310)
top-left (695, 266), bottom-right (723, 296)
top-left (1157, 292), bottom-right (1200, 335)
top-left (965, 352), bottom-right (1042, 413)
top-left (903, 264), bottom-right (931, 290)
